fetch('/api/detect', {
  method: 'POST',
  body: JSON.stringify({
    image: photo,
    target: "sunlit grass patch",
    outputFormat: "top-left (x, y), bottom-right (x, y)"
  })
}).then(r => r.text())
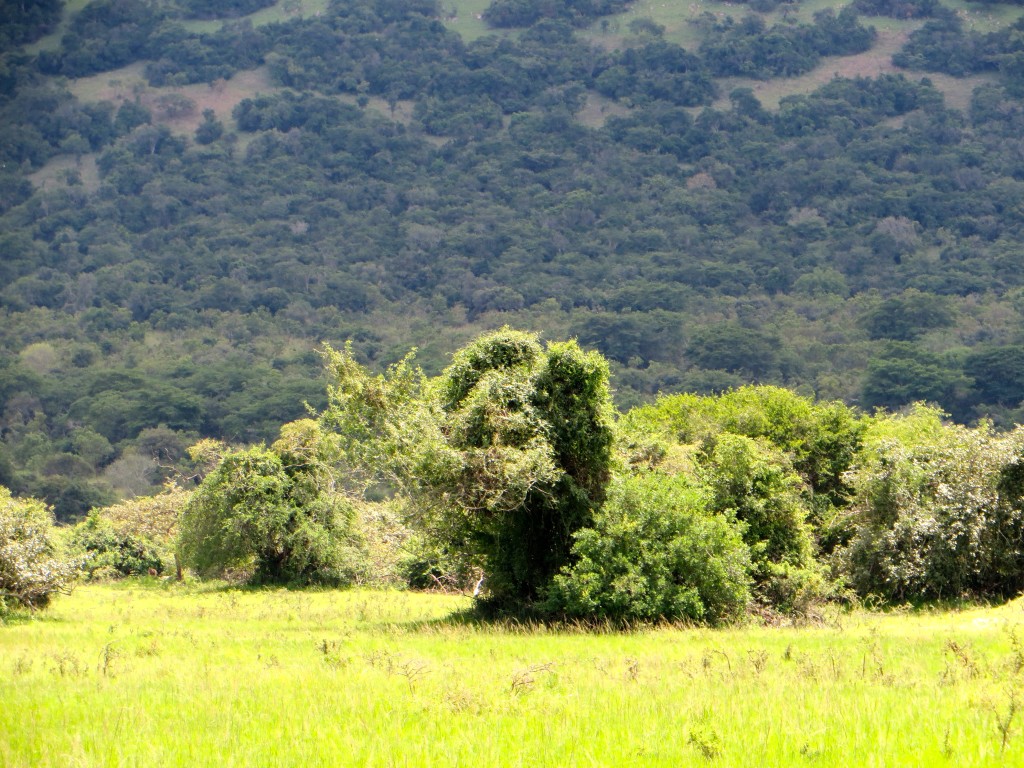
top-left (4, 584), bottom-right (1024, 767)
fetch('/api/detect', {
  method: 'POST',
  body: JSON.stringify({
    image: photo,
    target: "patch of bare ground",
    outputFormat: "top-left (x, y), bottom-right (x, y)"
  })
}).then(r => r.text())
top-left (68, 65), bottom-right (281, 135)
top-left (28, 155), bottom-right (100, 193)
top-left (578, 91), bottom-right (632, 128)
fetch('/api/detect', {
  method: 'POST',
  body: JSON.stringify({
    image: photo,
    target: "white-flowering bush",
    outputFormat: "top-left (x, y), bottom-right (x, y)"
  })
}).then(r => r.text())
top-left (842, 406), bottom-right (1024, 601)
top-left (1, 486), bottom-right (80, 611)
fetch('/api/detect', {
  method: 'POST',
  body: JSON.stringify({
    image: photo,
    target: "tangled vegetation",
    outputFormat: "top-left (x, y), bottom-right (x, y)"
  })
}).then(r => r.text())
top-left (0, 486), bottom-right (79, 612)
top-left (9, 328), bottom-right (1024, 625)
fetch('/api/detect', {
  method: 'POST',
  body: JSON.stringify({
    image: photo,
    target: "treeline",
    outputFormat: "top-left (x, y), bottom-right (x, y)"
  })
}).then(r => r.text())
top-left (8, 330), bottom-right (1024, 624)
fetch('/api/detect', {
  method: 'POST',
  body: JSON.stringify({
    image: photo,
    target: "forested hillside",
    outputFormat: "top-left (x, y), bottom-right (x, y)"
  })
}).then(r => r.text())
top-left (4, 0), bottom-right (1024, 518)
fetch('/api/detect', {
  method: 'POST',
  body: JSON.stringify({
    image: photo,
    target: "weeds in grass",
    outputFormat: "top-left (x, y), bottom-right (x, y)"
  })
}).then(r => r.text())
top-left (688, 718), bottom-right (723, 761)
top-left (97, 642), bottom-right (119, 677)
top-left (49, 651), bottom-right (85, 678)
top-left (510, 663), bottom-right (555, 696)
top-left (1007, 627), bottom-right (1024, 674)
top-left (995, 691), bottom-right (1020, 753)
top-left (395, 659), bottom-right (429, 691)
top-left (318, 639), bottom-right (350, 669)
top-left (945, 639), bottom-right (979, 680)
top-left (861, 628), bottom-right (887, 681)
top-left (625, 657), bottom-right (640, 681)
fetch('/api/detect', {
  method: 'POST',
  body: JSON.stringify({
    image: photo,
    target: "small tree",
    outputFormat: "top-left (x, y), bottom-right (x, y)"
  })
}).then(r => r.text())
top-left (1, 486), bottom-right (80, 612)
top-left (177, 420), bottom-right (365, 585)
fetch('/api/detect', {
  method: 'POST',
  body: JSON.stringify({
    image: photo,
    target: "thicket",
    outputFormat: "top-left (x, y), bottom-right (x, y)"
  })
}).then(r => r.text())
top-left (316, 333), bottom-right (1024, 622)
top-left (483, 0), bottom-right (633, 28)
top-left (697, 9), bottom-right (876, 79)
top-left (0, 0), bottom-right (62, 49)
top-left (0, 485), bottom-right (79, 612)
top-left (10, 330), bottom-right (1024, 625)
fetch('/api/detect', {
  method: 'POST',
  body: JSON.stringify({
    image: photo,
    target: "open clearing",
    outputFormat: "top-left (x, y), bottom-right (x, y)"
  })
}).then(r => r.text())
top-left (3, 584), bottom-right (1024, 766)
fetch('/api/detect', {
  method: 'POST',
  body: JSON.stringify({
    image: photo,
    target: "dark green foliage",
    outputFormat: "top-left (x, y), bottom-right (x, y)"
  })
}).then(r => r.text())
top-left (37, 0), bottom-right (166, 78)
top-left (177, 423), bottom-right (365, 585)
top-left (595, 40), bottom-right (716, 107)
top-left (6, 0), bottom-right (1024, 491)
top-left (546, 473), bottom-right (751, 624)
top-left (964, 346), bottom-right (1024, 408)
top-left (435, 329), bottom-right (615, 608)
top-left (687, 324), bottom-right (784, 380)
top-left (891, 11), bottom-right (995, 77)
top-left (860, 289), bottom-right (955, 341)
top-left (851, 0), bottom-right (938, 18)
top-left (0, 0), bottom-right (62, 49)
top-left (698, 9), bottom-right (876, 79)
top-left (483, 0), bottom-right (633, 29)
top-left (194, 109), bottom-right (224, 145)
top-left (890, 10), bottom-right (1024, 92)
top-left (179, 0), bottom-right (275, 19)
top-left (862, 343), bottom-right (967, 411)
top-left (71, 512), bottom-right (163, 579)
top-left (35, 0), bottom-right (272, 85)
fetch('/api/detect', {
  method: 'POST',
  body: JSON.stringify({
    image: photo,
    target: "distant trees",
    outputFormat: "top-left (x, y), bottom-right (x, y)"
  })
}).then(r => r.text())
top-left (483, 0), bottom-right (633, 29)
top-left (7, 0), bottom-right (1024, 521)
top-left (698, 9), bottom-right (876, 79)
top-left (0, 0), bottom-right (62, 49)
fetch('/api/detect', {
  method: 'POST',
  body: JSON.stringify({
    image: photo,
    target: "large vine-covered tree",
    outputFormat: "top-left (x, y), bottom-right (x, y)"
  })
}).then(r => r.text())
top-left (322, 328), bottom-right (615, 609)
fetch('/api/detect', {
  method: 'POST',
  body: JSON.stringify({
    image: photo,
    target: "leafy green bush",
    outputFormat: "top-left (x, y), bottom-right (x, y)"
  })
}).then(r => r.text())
top-left (177, 421), bottom-right (366, 585)
top-left (70, 512), bottom-right (164, 580)
top-left (545, 473), bottom-right (751, 624)
top-left (1, 486), bottom-right (80, 612)
top-left (699, 434), bottom-right (830, 611)
top-left (842, 406), bottom-right (1024, 600)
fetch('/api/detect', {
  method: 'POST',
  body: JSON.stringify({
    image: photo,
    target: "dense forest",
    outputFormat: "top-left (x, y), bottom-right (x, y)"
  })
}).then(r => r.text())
top-left (4, 0), bottom-right (1024, 520)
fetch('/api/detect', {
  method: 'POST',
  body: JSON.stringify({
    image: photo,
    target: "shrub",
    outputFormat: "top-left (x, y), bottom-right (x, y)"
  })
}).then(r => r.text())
top-left (699, 434), bottom-right (831, 611)
top-left (177, 421), bottom-right (366, 585)
top-left (842, 406), bottom-right (1024, 600)
top-left (95, 484), bottom-right (189, 546)
top-left (70, 512), bottom-right (164, 580)
top-left (1, 486), bottom-right (80, 612)
top-left (545, 473), bottom-right (751, 624)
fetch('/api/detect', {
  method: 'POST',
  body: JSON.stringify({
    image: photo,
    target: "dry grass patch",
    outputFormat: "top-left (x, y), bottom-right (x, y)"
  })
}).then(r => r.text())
top-left (28, 155), bottom-right (100, 194)
top-left (68, 65), bottom-right (280, 135)
top-left (578, 91), bottom-right (632, 128)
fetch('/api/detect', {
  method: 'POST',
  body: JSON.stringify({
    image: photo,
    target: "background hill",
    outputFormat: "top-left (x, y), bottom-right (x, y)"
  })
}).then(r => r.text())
top-left (4, 0), bottom-right (1024, 518)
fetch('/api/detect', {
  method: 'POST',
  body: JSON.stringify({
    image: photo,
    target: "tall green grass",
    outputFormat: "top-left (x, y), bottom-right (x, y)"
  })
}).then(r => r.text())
top-left (4, 583), bottom-right (1024, 766)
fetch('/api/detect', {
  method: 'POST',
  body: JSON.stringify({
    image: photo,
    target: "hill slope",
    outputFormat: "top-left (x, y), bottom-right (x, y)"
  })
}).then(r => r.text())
top-left (4, 0), bottom-right (1024, 517)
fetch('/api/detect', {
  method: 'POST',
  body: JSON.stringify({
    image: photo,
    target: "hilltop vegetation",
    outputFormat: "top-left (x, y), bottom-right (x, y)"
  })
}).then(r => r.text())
top-left (4, 0), bottom-right (1024, 519)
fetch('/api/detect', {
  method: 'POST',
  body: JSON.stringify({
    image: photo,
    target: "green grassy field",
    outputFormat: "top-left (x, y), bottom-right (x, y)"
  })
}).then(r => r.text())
top-left (4, 584), bottom-right (1024, 767)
